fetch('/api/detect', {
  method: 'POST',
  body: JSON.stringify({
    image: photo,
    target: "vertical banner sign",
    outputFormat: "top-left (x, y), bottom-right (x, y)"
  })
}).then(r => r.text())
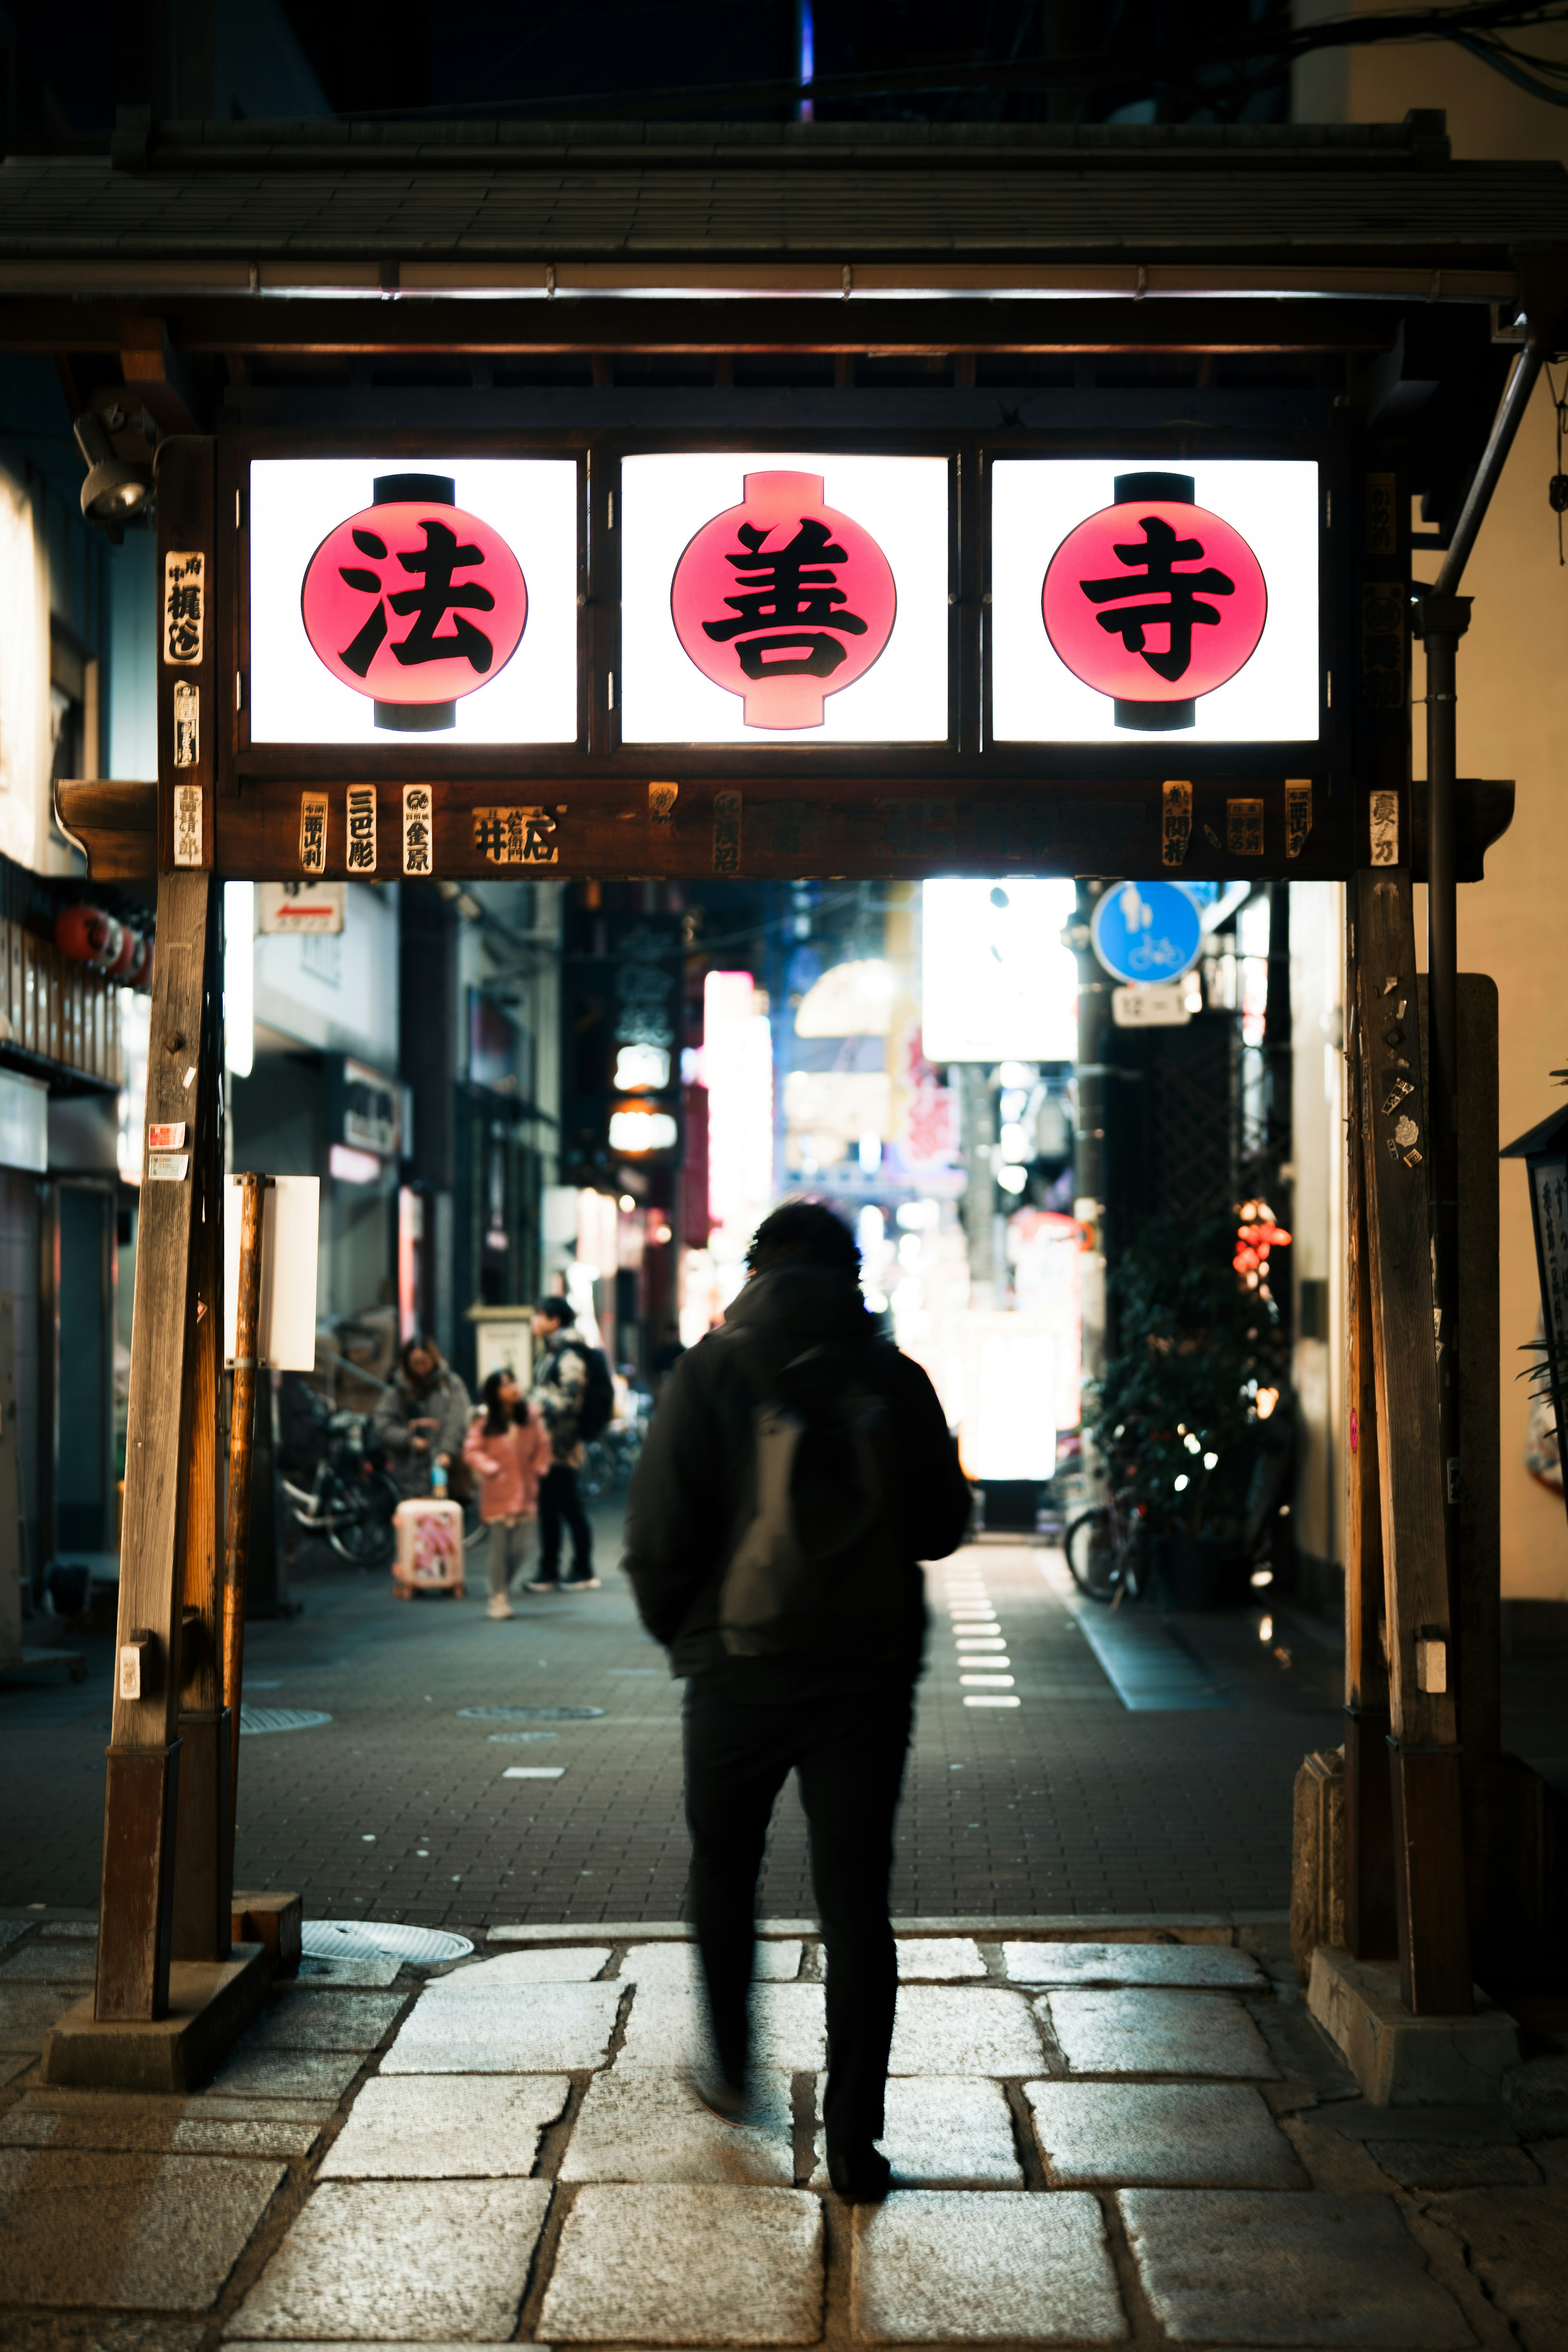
top-left (345, 786), bottom-right (377, 875)
top-left (173, 680), bottom-right (198, 768)
top-left (402, 784), bottom-right (433, 876)
top-left (1227, 799), bottom-right (1265, 857)
top-left (1161, 781), bottom-right (1192, 868)
top-left (298, 793), bottom-right (328, 874)
top-left (172, 786), bottom-right (203, 868)
top-left (163, 553), bottom-right (205, 666)
top-left (1370, 790), bottom-right (1400, 866)
top-left (1286, 779), bottom-right (1313, 858)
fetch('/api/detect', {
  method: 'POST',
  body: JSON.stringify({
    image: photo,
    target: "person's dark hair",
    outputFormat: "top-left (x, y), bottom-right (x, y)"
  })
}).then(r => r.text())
top-left (480, 1369), bottom-right (529, 1437)
top-left (746, 1200), bottom-right (861, 1277)
top-left (535, 1296), bottom-right (572, 1327)
top-left (400, 1335), bottom-right (442, 1387)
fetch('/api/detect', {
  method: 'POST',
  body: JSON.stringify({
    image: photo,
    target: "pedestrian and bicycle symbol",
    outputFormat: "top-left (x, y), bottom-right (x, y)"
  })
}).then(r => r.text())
top-left (1090, 879), bottom-right (1204, 985)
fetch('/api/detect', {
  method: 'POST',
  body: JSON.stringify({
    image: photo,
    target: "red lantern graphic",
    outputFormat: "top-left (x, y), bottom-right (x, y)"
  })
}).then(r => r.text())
top-left (670, 470), bottom-right (896, 730)
top-left (301, 472), bottom-right (528, 733)
top-left (1042, 471), bottom-right (1267, 731)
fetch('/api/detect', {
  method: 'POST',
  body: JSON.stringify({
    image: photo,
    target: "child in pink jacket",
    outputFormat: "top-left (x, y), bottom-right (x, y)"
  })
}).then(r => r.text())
top-left (463, 1372), bottom-right (554, 1619)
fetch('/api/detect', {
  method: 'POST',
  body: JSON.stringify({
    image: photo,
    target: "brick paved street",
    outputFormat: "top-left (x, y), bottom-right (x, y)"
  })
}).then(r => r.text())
top-left (0, 1511), bottom-right (1350, 1934)
top-left (3, 1512), bottom-right (1563, 1937)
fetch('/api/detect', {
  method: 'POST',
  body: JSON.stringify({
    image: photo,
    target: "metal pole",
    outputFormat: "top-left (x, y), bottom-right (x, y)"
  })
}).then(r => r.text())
top-left (1435, 332), bottom-right (1549, 601)
top-left (223, 1172), bottom-right (267, 1850)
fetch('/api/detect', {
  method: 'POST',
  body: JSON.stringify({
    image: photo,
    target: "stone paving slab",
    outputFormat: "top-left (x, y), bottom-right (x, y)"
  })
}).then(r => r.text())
top-left (562, 2065), bottom-right (796, 2184)
top-left (1423, 2185), bottom-right (1568, 2352)
top-left (0, 2146), bottom-right (286, 2310)
top-left (207, 2049), bottom-right (367, 2103)
top-left (0, 2050), bottom-right (32, 2087)
top-left (318, 2073), bottom-right (570, 2178)
top-left (382, 1980), bottom-right (621, 2074)
top-left (1025, 2082), bottom-right (1304, 2187)
top-left (0, 1940), bottom-right (97, 1981)
top-left (0, 2108), bottom-right (321, 2158)
top-left (617, 1982), bottom-right (826, 2073)
top-left (812, 2074), bottom-right (1022, 2187)
top-left (851, 2187), bottom-right (1127, 2341)
top-left (618, 1940), bottom-right (802, 1983)
top-left (238, 1991), bottom-right (410, 2054)
top-left (437, 1945), bottom-right (612, 1989)
top-left (1367, 2139), bottom-right (1543, 2189)
top-left (1045, 1989), bottom-right (1278, 2078)
top-left (539, 2183), bottom-right (824, 2344)
top-left (0, 1985), bottom-right (76, 2049)
top-left (1004, 1940), bottom-right (1266, 1989)
top-left (299, 1956), bottom-right (406, 1989)
top-left (228, 2176), bottom-right (551, 2341)
top-left (1118, 2189), bottom-right (1476, 2345)
top-left (888, 1985), bottom-right (1045, 2076)
top-left (896, 1938), bottom-right (989, 1981)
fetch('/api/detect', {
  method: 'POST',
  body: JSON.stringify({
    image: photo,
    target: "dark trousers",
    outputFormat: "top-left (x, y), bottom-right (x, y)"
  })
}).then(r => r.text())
top-left (683, 1674), bottom-right (914, 2154)
top-left (537, 1463), bottom-right (593, 1581)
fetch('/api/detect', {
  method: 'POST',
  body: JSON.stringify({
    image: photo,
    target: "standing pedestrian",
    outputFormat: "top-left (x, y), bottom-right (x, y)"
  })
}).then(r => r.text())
top-left (371, 1336), bottom-right (473, 1497)
top-left (528, 1297), bottom-right (602, 1590)
top-left (622, 1200), bottom-right (971, 2202)
top-left (463, 1372), bottom-right (554, 1620)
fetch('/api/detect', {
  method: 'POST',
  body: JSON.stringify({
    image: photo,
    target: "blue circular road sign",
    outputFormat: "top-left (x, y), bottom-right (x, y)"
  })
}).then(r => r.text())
top-left (1090, 880), bottom-right (1204, 986)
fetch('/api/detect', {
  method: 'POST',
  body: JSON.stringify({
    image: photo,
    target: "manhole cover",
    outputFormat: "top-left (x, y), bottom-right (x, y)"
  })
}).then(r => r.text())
top-left (457, 1705), bottom-right (605, 1721)
top-left (301, 1920), bottom-right (474, 1964)
top-left (240, 1707), bottom-right (332, 1735)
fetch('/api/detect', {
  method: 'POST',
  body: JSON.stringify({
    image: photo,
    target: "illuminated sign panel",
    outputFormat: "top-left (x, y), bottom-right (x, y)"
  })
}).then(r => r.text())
top-left (249, 459), bottom-right (578, 744)
top-left (921, 878), bottom-right (1079, 1066)
top-left (620, 453), bottom-right (949, 744)
top-left (991, 460), bottom-right (1319, 744)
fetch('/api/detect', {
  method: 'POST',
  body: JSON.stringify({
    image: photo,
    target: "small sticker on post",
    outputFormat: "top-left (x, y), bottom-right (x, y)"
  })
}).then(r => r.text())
top-left (145, 1151), bottom-right (189, 1181)
top-left (163, 552), bottom-right (205, 665)
top-left (649, 781), bottom-right (678, 828)
top-left (1370, 789), bottom-right (1400, 865)
top-left (713, 790), bottom-right (742, 876)
top-left (299, 792), bottom-right (329, 875)
top-left (1226, 798), bottom-right (1264, 857)
top-left (147, 1123), bottom-right (186, 1151)
top-left (118, 1632), bottom-right (153, 1702)
top-left (1415, 1635), bottom-right (1448, 1695)
top-left (173, 678), bottom-right (199, 769)
top-left (402, 784), bottom-right (434, 878)
top-left (345, 785), bottom-right (377, 875)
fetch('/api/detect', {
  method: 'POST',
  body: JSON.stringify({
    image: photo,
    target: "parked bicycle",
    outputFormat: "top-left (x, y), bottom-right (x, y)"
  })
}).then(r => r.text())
top-left (1064, 1486), bottom-right (1153, 1606)
top-left (281, 1395), bottom-right (402, 1568)
top-left (578, 1391), bottom-right (651, 1502)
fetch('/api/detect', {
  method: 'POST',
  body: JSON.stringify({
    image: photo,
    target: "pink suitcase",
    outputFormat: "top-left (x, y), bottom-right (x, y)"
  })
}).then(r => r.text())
top-left (391, 1497), bottom-right (467, 1599)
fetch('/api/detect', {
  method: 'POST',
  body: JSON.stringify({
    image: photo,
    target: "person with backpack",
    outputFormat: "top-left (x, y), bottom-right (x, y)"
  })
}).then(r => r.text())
top-left (462, 1371), bottom-right (555, 1619)
top-left (527, 1296), bottom-right (612, 1590)
top-left (622, 1200), bottom-right (972, 2204)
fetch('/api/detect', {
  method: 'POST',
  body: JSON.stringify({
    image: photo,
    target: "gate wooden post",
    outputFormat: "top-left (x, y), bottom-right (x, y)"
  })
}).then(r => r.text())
top-left (1342, 929), bottom-right (1396, 1958)
top-left (1352, 865), bottom-right (1472, 2015)
top-left (92, 869), bottom-right (212, 2018)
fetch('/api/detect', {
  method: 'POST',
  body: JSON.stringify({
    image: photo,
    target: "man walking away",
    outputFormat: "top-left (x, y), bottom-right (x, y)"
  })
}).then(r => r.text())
top-left (528, 1296), bottom-right (601, 1590)
top-left (623, 1201), bottom-right (971, 2202)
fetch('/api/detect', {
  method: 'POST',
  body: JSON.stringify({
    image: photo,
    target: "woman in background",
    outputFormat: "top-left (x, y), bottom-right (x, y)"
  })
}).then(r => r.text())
top-left (463, 1371), bottom-right (554, 1620)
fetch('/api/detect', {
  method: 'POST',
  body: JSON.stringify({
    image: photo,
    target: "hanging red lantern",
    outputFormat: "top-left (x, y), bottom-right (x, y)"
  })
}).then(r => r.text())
top-left (55, 904), bottom-right (125, 971)
top-left (670, 470), bottom-right (896, 730)
top-left (1042, 470), bottom-right (1267, 732)
top-left (301, 472), bottom-right (528, 734)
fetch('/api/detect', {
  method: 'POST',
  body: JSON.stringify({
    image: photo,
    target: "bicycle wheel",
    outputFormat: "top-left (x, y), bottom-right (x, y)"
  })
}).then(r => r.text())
top-left (328, 1472), bottom-right (399, 1568)
top-left (1065, 1507), bottom-right (1122, 1604)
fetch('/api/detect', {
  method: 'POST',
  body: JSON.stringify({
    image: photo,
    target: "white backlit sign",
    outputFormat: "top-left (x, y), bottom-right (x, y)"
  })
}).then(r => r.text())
top-left (609, 1107), bottom-right (678, 1154)
top-left (249, 459), bottom-right (578, 745)
top-left (921, 879), bottom-right (1079, 1065)
top-left (620, 452), bottom-right (949, 744)
top-left (991, 459), bottom-right (1319, 743)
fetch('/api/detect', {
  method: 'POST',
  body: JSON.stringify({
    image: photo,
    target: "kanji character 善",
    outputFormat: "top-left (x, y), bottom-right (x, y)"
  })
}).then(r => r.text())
top-left (1078, 514), bottom-right (1235, 683)
top-left (703, 516), bottom-right (869, 680)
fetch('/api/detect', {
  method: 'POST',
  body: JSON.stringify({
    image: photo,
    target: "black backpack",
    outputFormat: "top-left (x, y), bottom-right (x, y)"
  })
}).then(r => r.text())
top-left (568, 1341), bottom-right (615, 1444)
top-left (717, 1338), bottom-right (904, 1658)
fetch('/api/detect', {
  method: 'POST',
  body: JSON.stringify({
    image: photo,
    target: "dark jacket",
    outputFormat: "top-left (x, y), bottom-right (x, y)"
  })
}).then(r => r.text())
top-left (370, 1361), bottom-right (473, 1497)
top-left (622, 1263), bottom-right (972, 1687)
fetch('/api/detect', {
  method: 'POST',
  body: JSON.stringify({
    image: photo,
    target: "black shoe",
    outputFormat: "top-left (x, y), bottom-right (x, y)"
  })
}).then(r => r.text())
top-left (689, 2072), bottom-right (755, 2127)
top-left (826, 2140), bottom-right (893, 2203)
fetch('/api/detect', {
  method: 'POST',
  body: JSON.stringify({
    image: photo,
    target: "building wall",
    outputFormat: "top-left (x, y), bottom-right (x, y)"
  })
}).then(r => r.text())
top-left (1294, 8), bottom-right (1568, 1603)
